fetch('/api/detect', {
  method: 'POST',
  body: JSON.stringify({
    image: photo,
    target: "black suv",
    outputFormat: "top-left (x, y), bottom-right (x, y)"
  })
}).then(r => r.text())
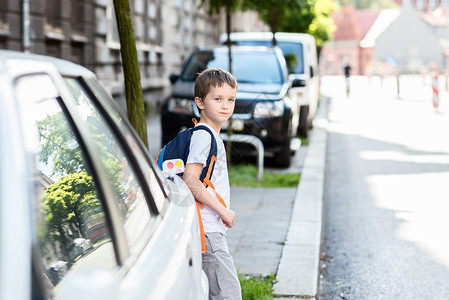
top-left (161, 45), bottom-right (300, 167)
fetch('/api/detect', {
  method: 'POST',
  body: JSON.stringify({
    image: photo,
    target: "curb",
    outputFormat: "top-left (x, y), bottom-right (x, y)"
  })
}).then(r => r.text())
top-left (273, 97), bottom-right (329, 299)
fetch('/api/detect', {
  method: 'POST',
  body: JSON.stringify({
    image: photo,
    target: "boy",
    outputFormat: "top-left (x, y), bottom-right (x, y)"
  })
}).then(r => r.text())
top-left (183, 68), bottom-right (242, 300)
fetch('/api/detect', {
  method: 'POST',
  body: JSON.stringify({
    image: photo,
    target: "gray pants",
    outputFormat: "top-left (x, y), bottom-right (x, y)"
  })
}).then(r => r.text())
top-left (203, 232), bottom-right (242, 300)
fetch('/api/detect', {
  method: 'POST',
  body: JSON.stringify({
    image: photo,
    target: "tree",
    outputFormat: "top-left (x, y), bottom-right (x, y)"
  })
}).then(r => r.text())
top-left (200, 0), bottom-right (240, 73)
top-left (41, 172), bottom-right (99, 262)
top-left (39, 112), bottom-right (85, 176)
top-left (38, 111), bottom-right (124, 193)
top-left (199, 0), bottom-right (241, 165)
top-left (113, 0), bottom-right (148, 148)
top-left (243, 0), bottom-right (335, 49)
top-left (43, 172), bottom-right (98, 234)
top-left (279, 0), bottom-right (315, 34)
top-left (306, 0), bottom-right (337, 49)
top-left (242, 0), bottom-right (307, 45)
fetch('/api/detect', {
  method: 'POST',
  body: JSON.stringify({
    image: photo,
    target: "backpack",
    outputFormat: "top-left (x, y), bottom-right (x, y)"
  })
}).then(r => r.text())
top-left (156, 121), bottom-right (226, 253)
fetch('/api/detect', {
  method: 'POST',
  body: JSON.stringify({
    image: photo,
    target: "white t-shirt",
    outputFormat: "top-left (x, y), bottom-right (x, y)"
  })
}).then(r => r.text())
top-left (186, 123), bottom-right (230, 234)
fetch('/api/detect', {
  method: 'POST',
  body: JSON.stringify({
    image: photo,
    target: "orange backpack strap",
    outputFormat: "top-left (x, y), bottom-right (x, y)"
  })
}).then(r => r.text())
top-left (196, 152), bottom-right (227, 254)
top-left (196, 201), bottom-right (206, 253)
top-left (201, 155), bottom-right (227, 207)
top-left (203, 178), bottom-right (227, 207)
top-left (156, 148), bottom-right (163, 163)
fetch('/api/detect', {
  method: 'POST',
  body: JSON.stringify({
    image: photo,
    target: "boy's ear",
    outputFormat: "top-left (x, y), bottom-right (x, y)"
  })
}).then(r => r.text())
top-left (195, 97), bottom-right (205, 110)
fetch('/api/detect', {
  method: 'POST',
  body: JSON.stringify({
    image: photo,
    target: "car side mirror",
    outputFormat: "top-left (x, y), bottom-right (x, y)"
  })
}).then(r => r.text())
top-left (169, 73), bottom-right (179, 84)
top-left (291, 79), bottom-right (306, 88)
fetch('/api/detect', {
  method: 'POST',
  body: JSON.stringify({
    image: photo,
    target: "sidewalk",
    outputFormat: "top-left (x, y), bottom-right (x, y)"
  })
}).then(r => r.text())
top-left (227, 97), bottom-right (328, 300)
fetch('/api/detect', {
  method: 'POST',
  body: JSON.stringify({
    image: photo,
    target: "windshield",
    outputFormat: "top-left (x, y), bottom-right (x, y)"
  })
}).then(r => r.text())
top-left (180, 50), bottom-right (284, 84)
top-left (230, 41), bottom-right (304, 74)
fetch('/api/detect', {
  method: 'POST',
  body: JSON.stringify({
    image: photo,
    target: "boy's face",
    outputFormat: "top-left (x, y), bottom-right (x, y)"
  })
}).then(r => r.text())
top-left (195, 83), bottom-right (236, 128)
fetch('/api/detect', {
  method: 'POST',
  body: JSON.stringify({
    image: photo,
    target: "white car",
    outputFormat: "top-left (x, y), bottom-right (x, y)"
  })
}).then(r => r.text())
top-left (0, 50), bottom-right (208, 300)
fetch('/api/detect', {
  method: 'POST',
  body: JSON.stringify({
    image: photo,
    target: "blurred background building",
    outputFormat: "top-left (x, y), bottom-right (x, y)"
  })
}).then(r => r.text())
top-left (0, 0), bottom-right (264, 110)
top-left (320, 0), bottom-right (449, 75)
top-left (3, 0), bottom-right (448, 101)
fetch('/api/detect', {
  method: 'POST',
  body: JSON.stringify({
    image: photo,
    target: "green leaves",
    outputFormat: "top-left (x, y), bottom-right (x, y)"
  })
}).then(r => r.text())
top-left (201, 0), bottom-right (336, 48)
top-left (200, 0), bottom-right (241, 15)
top-left (43, 172), bottom-right (98, 229)
top-left (38, 112), bottom-right (84, 176)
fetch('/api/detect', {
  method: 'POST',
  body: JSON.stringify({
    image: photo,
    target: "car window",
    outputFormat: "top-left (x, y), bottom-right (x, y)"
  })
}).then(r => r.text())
top-left (63, 77), bottom-right (156, 254)
top-left (181, 50), bottom-right (215, 82)
top-left (14, 74), bottom-right (116, 295)
top-left (232, 40), bottom-right (304, 74)
top-left (277, 42), bottom-right (304, 74)
top-left (181, 50), bottom-right (283, 84)
top-left (82, 77), bottom-right (169, 213)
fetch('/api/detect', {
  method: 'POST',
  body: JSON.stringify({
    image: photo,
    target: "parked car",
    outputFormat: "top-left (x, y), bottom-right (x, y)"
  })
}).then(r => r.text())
top-left (68, 238), bottom-right (93, 261)
top-left (161, 45), bottom-right (301, 167)
top-left (220, 32), bottom-right (320, 138)
top-left (0, 50), bottom-right (208, 300)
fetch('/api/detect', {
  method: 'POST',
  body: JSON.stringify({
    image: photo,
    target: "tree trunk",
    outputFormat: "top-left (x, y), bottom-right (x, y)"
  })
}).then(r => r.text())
top-left (226, 6), bottom-right (233, 166)
top-left (113, 0), bottom-right (149, 148)
top-left (269, 9), bottom-right (281, 46)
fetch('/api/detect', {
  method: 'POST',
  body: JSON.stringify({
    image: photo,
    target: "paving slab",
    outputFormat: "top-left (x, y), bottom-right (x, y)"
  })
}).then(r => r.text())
top-left (227, 187), bottom-right (296, 277)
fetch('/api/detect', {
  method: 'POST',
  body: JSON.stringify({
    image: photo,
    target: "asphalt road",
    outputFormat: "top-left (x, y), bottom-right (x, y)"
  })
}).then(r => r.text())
top-left (319, 75), bottom-right (449, 299)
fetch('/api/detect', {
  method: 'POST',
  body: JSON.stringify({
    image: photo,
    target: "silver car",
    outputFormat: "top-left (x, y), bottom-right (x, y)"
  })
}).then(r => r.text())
top-left (0, 50), bottom-right (208, 300)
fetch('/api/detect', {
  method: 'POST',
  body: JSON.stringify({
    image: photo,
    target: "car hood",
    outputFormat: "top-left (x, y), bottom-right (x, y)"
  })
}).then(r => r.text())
top-left (236, 83), bottom-right (286, 101)
top-left (171, 81), bottom-right (194, 98)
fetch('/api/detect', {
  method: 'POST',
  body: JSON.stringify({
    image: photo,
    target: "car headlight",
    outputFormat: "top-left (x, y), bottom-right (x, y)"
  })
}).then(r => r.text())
top-left (168, 98), bottom-right (194, 115)
top-left (253, 101), bottom-right (284, 118)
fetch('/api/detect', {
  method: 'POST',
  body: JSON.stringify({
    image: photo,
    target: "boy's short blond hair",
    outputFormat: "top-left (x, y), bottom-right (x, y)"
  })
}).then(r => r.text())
top-left (194, 68), bottom-right (238, 100)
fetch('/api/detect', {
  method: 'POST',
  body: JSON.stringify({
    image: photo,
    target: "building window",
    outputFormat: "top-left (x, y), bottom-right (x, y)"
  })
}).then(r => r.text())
top-left (428, 0), bottom-right (437, 9)
top-left (71, 42), bottom-right (84, 65)
top-left (72, 0), bottom-right (85, 34)
top-left (441, 0), bottom-right (449, 7)
top-left (46, 40), bottom-right (61, 58)
top-left (0, 0), bottom-right (7, 25)
top-left (46, 0), bottom-right (62, 29)
top-left (106, 1), bottom-right (120, 48)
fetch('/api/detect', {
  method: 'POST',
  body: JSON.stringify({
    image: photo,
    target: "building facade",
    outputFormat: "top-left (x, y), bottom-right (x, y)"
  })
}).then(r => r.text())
top-left (0, 0), bottom-right (96, 68)
top-left (0, 0), bottom-right (229, 110)
top-left (0, 0), bottom-right (270, 110)
top-left (319, 6), bottom-right (379, 75)
top-left (321, 1), bottom-right (449, 76)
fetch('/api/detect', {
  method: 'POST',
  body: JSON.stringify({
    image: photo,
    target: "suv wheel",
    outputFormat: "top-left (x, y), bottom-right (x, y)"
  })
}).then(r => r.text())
top-left (298, 105), bottom-right (309, 138)
top-left (273, 140), bottom-right (291, 168)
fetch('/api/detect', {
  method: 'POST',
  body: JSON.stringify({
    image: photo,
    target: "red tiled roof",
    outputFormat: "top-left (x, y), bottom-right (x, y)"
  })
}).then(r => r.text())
top-left (332, 6), bottom-right (380, 42)
top-left (356, 10), bottom-right (380, 39)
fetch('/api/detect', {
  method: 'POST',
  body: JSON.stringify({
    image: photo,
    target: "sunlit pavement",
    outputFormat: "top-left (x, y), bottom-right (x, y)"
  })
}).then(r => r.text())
top-left (320, 75), bottom-right (449, 299)
top-left (147, 74), bottom-right (449, 298)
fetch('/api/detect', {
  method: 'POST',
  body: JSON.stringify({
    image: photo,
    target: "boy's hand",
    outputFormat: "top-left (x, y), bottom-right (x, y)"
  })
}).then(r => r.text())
top-left (218, 207), bottom-right (235, 228)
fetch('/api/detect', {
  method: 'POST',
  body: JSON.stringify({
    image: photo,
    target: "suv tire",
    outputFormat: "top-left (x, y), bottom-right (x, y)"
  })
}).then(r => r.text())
top-left (273, 139), bottom-right (291, 168)
top-left (298, 105), bottom-right (309, 138)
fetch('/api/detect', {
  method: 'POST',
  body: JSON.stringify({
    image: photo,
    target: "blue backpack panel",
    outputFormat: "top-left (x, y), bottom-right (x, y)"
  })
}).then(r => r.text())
top-left (157, 125), bottom-right (217, 182)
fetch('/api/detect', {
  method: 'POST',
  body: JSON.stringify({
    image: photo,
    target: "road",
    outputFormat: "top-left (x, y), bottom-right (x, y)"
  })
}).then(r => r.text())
top-left (319, 75), bottom-right (449, 299)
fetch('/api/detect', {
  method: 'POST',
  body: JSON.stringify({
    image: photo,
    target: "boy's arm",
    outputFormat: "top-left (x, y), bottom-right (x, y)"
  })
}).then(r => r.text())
top-left (183, 162), bottom-right (235, 228)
